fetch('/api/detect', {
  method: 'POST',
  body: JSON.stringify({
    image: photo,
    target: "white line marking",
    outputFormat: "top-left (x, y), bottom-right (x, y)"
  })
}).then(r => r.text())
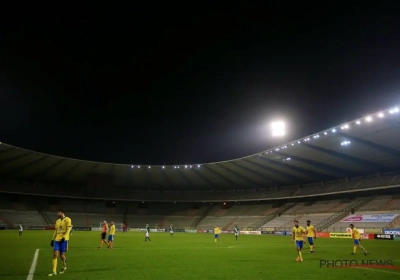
top-left (26, 249), bottom-right (39, 280)
top-left (355, 267), bottom-right (400, 275)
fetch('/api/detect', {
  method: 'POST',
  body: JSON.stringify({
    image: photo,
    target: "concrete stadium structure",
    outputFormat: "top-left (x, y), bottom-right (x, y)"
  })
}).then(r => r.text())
top-left (1, 106), bottom-right (400, 232)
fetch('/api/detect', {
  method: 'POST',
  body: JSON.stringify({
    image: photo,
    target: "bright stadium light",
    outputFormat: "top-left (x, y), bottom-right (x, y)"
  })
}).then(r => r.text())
top-left (356, 120), bottom-right (361, 124)
top-left (148, 166), bottom-right (151, 169)
top-left (198, 165), bottom-right (200, 167)
top-left (138, 166), bottom-right (140, 168)
top-left (389, 107), bottom-right (399, 114)
top-left (270, 121), bottom-right (285, 137)
top-left (365, 116), bottom-right (372, 122)
top-left (162, 166), bottom-right (165, 169)
top-left (378, 112), bottom-right (384, 118)
top-left (131, 165), bottom-right (133, 168)
top-left (341, 141), bottom-right (351, 146)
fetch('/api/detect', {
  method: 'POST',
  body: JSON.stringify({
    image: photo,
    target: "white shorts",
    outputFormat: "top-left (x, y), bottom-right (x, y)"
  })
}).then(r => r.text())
top-left (146, 232), bottom-right (149, 237)
top-left (235, 233), bottom-right (239, 236)
top-left (170, 231), bottom-right (173, 234)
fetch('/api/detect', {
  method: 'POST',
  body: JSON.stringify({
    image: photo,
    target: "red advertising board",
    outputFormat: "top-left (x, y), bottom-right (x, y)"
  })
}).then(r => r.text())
top-left (316, 232), bottom-right (330, 238)
top-left (360, 233), bottom-right (375, 240)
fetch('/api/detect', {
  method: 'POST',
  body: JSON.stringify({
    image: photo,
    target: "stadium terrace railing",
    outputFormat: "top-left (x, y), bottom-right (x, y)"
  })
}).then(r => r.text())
top-left (1, 177), bottom-right (400, 202)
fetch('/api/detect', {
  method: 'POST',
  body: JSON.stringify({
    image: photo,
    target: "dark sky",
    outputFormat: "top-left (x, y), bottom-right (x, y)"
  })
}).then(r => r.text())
top-left (1, 4), bottom-right (400, 165)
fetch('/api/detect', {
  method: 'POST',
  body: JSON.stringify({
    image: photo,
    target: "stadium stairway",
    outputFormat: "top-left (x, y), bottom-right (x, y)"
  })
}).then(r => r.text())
top-left (223, 217), bottom-right (239, 231)
top-left (316, 196), bottom-right (376, 232)
top-left (40, 211), bottom-right (52, 226)
top-left (252, 214), bottom-right (277, 230)
top-left (192, 205), bottom-right (213, 229)
top-left (280, 214), bottom-right (304, 229)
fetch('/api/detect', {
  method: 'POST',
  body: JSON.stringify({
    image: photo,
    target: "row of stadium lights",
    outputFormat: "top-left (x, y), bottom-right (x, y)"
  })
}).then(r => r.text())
top-left (263, 106), bottom-right (399, 160)
top-left (127, 106), bottom-right (399, 168)
top-left (130, 165), bottom-right (202, 169)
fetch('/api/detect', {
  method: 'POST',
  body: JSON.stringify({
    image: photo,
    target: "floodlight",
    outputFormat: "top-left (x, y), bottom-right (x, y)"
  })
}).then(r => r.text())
top-left (270, 121), bottom-right (285, 137)
top-left (341, 141), bottom-right (351, 146)
top-left (356, 120), bottom-right (361, 124)
top-left (324, 132), bottom-right (327, 135)
top-left (389, 107), bottom-right (399, 114)
top-left (365, 116), bottom-right (372, 122)
top-left (378, 112), bottom-right (384, 118)
top-left (148, 166), bottom-right (151, 168)
top-left (332, 129), bottom-right (336, 133)
top-left (138, 166), bottom-right (141, 168)
top-left (162, 166), bottom-right (165, 169)
top-left (198, 165), bottom-right (200, 167)
top-left (131, 165), bottom-right (133, 168)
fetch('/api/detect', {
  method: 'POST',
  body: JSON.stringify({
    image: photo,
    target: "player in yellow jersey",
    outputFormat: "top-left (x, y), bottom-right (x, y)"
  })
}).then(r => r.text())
top-left (108, 221), bottom-right (116, 250)
top-left (214, 225), bottom-right (221, 243)
top-left (305, 220), bottom-right (316, 253)
top-left (292, 220), bottom-right (305, 262)
top-left (48, 209), bottom-right (72, 276)
top-left (350, 224), bottom-right (367, 255)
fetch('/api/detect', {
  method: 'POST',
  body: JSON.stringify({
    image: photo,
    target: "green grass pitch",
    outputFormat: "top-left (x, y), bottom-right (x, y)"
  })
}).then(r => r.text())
top-left (1, 230), bottom-right (400, 279)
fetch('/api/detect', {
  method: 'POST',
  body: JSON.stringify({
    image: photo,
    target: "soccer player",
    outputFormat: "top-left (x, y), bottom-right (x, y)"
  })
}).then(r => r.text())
top-left (18, 222), bottom-right (23, 237)
top-left (169, 224), bottom-right (174, 236)
top-left (48, 209), bottom-right (72, 276)
top-left (214, 225), bottom-right (221, 243)
top-left (292, 220), bottom-right (305, 262)
top-left (145, 224), bottom-right (151, 242)
top-left (350, 224), bottom-right (368, 255)
top-left (98, 220), bottom-right (110, 249)
top-left (108, 221), bottom-right (116, 249)
top-left (234, 225), bottom-right (239, 241)
top-left (305, 220), bottom-right (316, 253)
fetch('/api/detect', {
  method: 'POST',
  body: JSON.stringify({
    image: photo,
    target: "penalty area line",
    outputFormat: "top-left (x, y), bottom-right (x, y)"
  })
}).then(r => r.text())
top-left (26, 249), bottom-right (39, 280)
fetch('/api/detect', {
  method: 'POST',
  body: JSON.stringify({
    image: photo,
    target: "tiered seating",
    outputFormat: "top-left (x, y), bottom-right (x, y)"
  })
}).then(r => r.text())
top-left (381, 199), bottom-right (400, 211)
top-left (196, 217), bottom-right (232, 230)
top-left (224, 217), bottom-right (264, 230)
top-left (299, 200), bottom-right (343, 213)
top-left (326, 221), bottom-right (394, 233)
top-left (261, 213), bottom-right (333, 230)
top-left (161, 216), bottom-right (199, 229)
top-left (1, 173), bottom-right (400, 201)
top-left (85, 214), bottom-right (124, 226)
top-left (0, 210), bottom-right (47, 227)
top-left (262, 215), bottom-right (300, 228)
top-left (357, 196), bottom-right (392, 212)
top-left (284, 203), bottom-right (306, 214)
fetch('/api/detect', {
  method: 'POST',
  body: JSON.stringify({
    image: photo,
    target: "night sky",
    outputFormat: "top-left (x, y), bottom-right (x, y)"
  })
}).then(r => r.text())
top-left (1, 4), bottom-right (400, 165)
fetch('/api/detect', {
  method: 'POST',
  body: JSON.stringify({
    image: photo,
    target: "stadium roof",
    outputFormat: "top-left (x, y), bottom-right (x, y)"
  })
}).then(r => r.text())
top-left (1, 107), bottom-right (400, 191)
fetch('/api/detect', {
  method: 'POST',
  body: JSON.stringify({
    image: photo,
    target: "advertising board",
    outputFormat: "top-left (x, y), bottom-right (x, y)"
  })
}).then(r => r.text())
top-left (341, 214), bottom-right (398, 223)
top-left (374, 234), bottom-right (394, 240)
top-left (316, 232), bottom-right (330, 238)
top-left (382, 228), bottom-right (400, 235)
top-left (330, 233), bottom-right (352, 238)
top-left (240, 231), bottom-right (261, 235)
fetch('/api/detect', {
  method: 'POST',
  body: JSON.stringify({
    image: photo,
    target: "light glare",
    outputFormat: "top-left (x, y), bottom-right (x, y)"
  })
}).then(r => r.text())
top-left (270, 121), bottom-right (285, 137)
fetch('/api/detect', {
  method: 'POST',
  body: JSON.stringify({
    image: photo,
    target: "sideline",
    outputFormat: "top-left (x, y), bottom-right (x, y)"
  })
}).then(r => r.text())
top-left (26, 249), bottom-right (39, 280)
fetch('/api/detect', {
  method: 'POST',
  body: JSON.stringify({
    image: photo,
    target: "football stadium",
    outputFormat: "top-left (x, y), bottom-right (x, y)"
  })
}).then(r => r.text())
top-left (1, 107), bottom-right (400, 279)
